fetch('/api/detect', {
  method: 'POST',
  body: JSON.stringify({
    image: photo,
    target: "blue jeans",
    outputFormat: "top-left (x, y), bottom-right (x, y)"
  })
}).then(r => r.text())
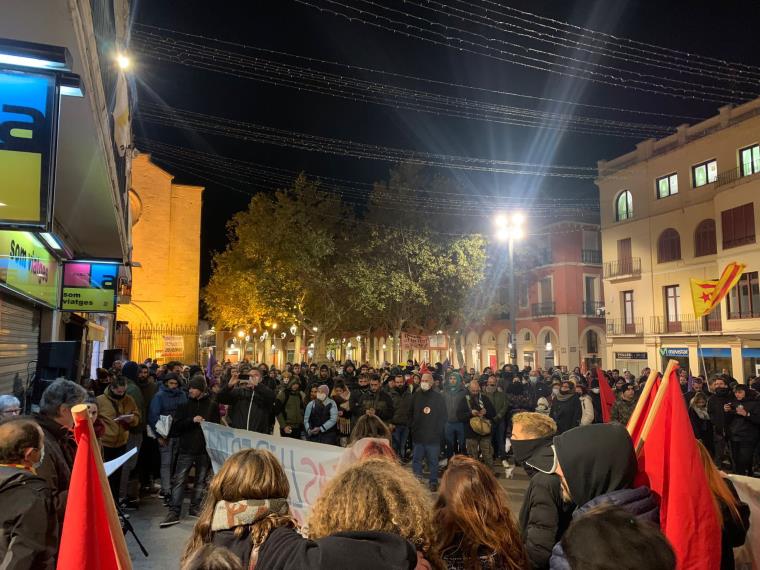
top-left (491, 417), bottom-right (506, 459)
top-left (158, 437), bottom-right (178, 494)
top-left (392, 425), bottom-right (409, 458)
top-left (170, 453), bottom-right (210, 515)
top-left (413, 442), bottom-right (441, 484)
top-left (444, 421), bottom-right (465, 458)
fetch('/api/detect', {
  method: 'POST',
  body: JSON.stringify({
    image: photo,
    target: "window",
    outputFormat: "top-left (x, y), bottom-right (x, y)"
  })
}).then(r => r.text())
top-left (518, 279), bottom-right (528, 308)
top-left (721, 203), bottom-right (756, 249)
top-left (615, 190), bottom-right (633, 221)
top-left (740, 144), bottom-right (760, 177)
top-left (656, 173), bottom-right (678, 199)
top-left (586, 330), bottom-right (599, 354)
top-left (539, 277), bottom-right (553, 302)
top-left (664, 285), bottom-right (681, 331)
top-left (622, 290), bottom-right (635, 333)
top-left (657, 228), bottom-right (682, 263)
top-left (524, 331), bottom-right (531, 342)
top-left (692, 159), bottom-right (717, 188)
top-left (694, 219), bottom-right (717, 257)
top-left (728, 272), bottom-right (760, 319)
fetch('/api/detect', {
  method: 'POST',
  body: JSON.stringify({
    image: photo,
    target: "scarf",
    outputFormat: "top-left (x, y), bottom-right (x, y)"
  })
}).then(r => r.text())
top-left (691, 404), bottom-right (710, 420)
top-left (554, 392), bottom-right (574, 402)
top-left (210, 498), bottom-right (290, 531)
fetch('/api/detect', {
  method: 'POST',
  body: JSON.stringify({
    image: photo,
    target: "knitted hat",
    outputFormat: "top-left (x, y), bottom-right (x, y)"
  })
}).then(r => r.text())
top-left (189, 375), bottom-right (207, 391)
top-left (317, 384), bottom-right (330, 395)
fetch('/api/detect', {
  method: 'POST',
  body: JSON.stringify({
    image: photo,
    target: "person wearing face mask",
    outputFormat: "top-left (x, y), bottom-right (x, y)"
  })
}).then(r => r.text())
top-left (511, 413), bottom-right (572, 570)
top-left (574, 384), bottom-right (595, 426)
top-left (410, 373), bottom-right (446, 491)
top-left (0, 418), bottom-right (57, 569)
top-left (587, 376), bottom-right (603, 423)
top-left (276, 378), bottom-right (306, 439)
top-left (688, 392), bottom-right (714, 457)
top-left (485, 376), bottom-right (509, 464)
top-left (457, 380), bottom-right (500, 477)
top-left (304, 385), bottom-right (339, 445)
top-left (549, 381), bottom-right (582, 435)
top-left (610, 384), bottom-right (636, 426)
top-left (707, 377), bottom-right (734, 468)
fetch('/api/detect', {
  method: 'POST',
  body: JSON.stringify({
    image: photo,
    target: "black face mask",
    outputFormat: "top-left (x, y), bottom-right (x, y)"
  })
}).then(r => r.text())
top-left (512, 435), bottom-right (554, 466)
top-left (715, 387), bottom-right (730, 397)
top-left (109, 388), bottom-right (125, 400)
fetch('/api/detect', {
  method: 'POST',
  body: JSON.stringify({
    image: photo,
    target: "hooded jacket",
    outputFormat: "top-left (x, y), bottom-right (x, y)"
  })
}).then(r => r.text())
top-left (410, 388), bottom-right (446, 444)
top-left (256, 526), bottom-right (426, 570)
top-left (217, 382), bottom-right (276, 433)
top-left (549, 393), bottom-right (582, 434)
top-left (0, 466), bottom-right (57, 570)
top-left (389, 385), bottom-right (413, 426)
top-left (170, 392), bottom-right (221, 455)
top-left (148, 383), bottom-right (188, 432)
top-left (442, 378), bottom-right (466, 423)
top-left (548, 423), bottom-right (659, 570)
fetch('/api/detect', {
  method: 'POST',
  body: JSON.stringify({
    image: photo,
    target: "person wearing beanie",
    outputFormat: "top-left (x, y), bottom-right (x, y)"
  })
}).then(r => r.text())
top-left (161, 374), bottom-right (220, 527)
top-left (303, 385), bottom-right (338, 445)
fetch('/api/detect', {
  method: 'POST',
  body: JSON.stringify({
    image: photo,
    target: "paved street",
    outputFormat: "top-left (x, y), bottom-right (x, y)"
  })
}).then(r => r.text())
top-left (126, 464), bottom-right (531, 569)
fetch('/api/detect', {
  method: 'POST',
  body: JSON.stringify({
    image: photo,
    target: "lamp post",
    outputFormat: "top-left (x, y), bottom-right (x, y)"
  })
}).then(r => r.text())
top-left (494, 212), bottom-right (525, 369)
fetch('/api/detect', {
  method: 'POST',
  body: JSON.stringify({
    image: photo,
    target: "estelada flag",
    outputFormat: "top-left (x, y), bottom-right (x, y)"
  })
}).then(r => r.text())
top-left (595, 368), bottom-right (615, 423)
top-left (690, 261), bottom-right (746, 316)
top-left (57, 415), bottom-right (120, 570)
top-left (636, 367), bottom-right (721, 570)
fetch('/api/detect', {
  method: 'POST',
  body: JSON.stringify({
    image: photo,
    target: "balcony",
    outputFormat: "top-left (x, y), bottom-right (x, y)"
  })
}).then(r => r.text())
top-left (531, 301), bottom-right (556, 317)
top-left (606, 318), bottom-right (643, 335)
top-left (603, 257), bottom-right (641, 279)
top-left (581, 249), bottom-right (602, 264)
top-left (648, 314), bottom-right (723, 334)
top-left (582, 300), bottom-right (605, 317)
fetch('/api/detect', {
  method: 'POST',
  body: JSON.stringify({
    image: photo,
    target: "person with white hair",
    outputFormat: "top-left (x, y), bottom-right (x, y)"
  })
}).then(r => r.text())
top-left (0, 394), bottom-right (21, 417)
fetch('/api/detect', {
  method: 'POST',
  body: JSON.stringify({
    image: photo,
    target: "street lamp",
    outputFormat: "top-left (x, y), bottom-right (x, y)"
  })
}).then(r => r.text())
top-left (494, 211), bottom-right (525, 367)
top-left (290, 324), bottom-right (298, 336)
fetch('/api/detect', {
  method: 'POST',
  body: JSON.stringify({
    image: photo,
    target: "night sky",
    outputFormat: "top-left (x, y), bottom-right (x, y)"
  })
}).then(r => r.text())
top-left (130, 0), bottom-right (760, 286)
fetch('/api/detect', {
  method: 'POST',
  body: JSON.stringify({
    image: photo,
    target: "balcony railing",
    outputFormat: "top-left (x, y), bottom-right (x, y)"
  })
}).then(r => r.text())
top-left (647, 314), bottom-right (724, 334)
top-left (582, 300), bottom-right (605, 317)
top-left (606, 318), bottom-right (643, 335)
top-left (531, 301), bottom-right (556, 317)
top-left (581, 249), bottom-right (602, 264)
top-left (603, 257), bottom-right (641, 279)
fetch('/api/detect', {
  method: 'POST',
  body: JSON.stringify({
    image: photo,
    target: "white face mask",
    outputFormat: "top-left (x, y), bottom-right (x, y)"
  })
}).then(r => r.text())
top-left (591, 388), bottom-right (600, 394)
top-left (317, 392), bottom-right (327, 401)
top-left (420, 382), bottom-right (431, 391)
top-left (552, 387), bottom-right (560, 396)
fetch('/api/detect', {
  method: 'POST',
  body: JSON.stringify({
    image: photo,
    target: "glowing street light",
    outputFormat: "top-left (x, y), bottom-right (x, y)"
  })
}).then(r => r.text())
top-left (116, 53), bottom-right (130, 70)
top-left (289, 324), bottom-right (297, 336)
top-left (493, 211), bottom-right (525, 366)
top-left (237, 330), bottom-right (245, 338)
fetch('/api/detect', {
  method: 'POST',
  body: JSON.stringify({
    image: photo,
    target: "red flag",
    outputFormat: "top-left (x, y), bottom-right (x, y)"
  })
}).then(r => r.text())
top-left (629, 374), bottom-right (661, 447)
top-left (595, 368), bottom-right (615, 423)
top-left (57, 416), bottom-right (120, 570)
top-left (636, 368), bottom-right (721, 570)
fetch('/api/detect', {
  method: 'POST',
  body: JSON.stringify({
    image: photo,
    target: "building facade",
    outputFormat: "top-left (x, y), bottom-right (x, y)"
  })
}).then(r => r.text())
top-left (598, 99), bottom-right (760, 380)
top-left (116, 153), bottom-right (204, 364)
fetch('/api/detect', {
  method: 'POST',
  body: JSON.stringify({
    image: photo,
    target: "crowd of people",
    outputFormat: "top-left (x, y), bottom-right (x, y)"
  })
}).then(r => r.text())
top-left (0, 356), bottom-right (755, 569)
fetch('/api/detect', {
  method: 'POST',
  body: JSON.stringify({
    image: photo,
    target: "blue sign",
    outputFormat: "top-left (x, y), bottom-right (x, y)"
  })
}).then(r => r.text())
top-left (0, 68), bottom-right (58, 229)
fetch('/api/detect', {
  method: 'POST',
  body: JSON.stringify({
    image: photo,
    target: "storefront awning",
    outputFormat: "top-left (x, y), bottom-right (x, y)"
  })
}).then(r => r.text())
top-left (698, 348), bottom-right (731, 357)
top-left (741, 348), bottom-right (760, 358)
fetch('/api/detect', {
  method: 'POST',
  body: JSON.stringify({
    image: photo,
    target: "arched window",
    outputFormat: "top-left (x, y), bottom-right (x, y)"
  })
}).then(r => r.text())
top-left (657, 228), bottom-right (682, 263)
top-left (586, 330), bottom-right (599, 354)
top-left (694, 219), bottom-right (717, 257)
top-left (615, 191), bottom-right (633, 221)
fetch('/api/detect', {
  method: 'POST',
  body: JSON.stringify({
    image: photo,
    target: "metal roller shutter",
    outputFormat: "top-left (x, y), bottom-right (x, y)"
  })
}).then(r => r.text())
top-left (0, 292), bottom-right (40, 395)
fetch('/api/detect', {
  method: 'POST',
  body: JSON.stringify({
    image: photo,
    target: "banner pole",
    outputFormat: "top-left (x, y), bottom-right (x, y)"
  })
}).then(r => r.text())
top-left (634, 359), bottom-right (678, 456)
top-left (696, 324), bottom-right (708, 379)
top-left (626, 367), bottom-right (660, 437)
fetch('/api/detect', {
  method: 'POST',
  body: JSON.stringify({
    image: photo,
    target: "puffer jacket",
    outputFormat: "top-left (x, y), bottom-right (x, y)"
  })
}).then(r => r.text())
top-left (216, 382), bottom-right (276, 433)
top-left (96, 388), bottom-right (140, 448)
top-left (549, 487), bottom-right (658, 570)
top-left (277, 390), bottom-right (306, 428)
top-left (148, 384), bottom-right (188, 432)
top-left (389, 386), bottom-right (413, 426)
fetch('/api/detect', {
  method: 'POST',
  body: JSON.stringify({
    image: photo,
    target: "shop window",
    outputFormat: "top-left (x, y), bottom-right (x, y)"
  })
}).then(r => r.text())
top-left (740, 144), bottom-right (760, 177)
top-left (694, 219), bottom-right (717, 257)
top-left (727, 271), bottom-right (760, 319)
top-left (692, 159), bottom-right (717, 187)
top-left (656, 173), bottom-right (678, 199)
top-left (721, 203), bottom-right (756, 249)
top-left (615, 190), bottom-right (633, 221)
top-left (657, 228), bottom-right (681, 263)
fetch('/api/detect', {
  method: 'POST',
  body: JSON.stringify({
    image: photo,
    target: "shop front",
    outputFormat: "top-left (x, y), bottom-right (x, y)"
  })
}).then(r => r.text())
top-left (741, 348), bottom-right (760, 381)
top-left (614, 351), bottom-right (649, 376)
top-left (660, 347), bottom-right (690, 374)
top-left (698, 347), bottom-right (732, 380)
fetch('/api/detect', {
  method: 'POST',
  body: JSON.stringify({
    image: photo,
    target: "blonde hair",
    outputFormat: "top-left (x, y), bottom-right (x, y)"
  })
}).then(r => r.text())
top-left (182, 449), bottom-right (297, 565)
top-left (695, 440), bottom-right (742, 526)
top-left (307, 458), bottom-right (436, 556)
top-left (512, 412), bottom-right (557, 438)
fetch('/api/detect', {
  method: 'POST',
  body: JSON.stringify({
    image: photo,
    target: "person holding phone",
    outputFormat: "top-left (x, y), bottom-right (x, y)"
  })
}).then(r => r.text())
top-left (96, 376), bottom-right (140, 501)
top-left (216, 369), bottom-right (275, 434)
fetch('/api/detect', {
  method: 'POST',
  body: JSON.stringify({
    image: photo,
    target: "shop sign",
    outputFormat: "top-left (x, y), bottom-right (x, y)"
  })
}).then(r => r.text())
top-left (615, 351), bottom-right (648, 360)
top-left (659, 347), bottom-right (689, 358)
top-left (0, 68), bottom-right (58, 230)
top-left (0, 230), bottom-right (58, 306)
top-left (60, 261), bottom-right (119, 312)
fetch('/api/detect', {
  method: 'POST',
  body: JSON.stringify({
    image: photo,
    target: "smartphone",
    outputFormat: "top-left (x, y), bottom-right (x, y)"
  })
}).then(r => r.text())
top-left (239, 373), bottom-right (250, 380)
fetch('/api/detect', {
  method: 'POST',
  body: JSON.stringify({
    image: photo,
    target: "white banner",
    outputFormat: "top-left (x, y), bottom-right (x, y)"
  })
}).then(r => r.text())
top-left (163, 335), bottom-right (184, 359)
top-left (201, 422), bottom-right (343, 524)
top-left (728, 474), bottom-right (760, 570)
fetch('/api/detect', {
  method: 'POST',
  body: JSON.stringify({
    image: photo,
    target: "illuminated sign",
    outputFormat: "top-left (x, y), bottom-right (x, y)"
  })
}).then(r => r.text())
top-left (0, 68), bottom-right (58, 229)
top-left (61, 261), bottom-right (119, 313)
top-left (0, 230), bottom-right (59, 306)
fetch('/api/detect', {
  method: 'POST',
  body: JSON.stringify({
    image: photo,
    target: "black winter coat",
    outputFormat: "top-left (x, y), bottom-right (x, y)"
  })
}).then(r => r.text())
top-left (456, 393), bottom-right (496, 438)
top-left (550, 395), bottom-right (582, 434)
top-left (410, 389), bottom-right (446, 444)
top-left (216, 382), bottom-right (275, 433)
top-left (354, 389), bottom-right (395, 422)
top-left (519, 471), bottom-right (572, 569)
top-left (170, 393), bottom-right (221, 454)
top-left (389, 386), bottom-right (413, 426)
top-left (707, 389), bottom-right (734, 435)
top-left (725, 396), bottom-right (760, 443)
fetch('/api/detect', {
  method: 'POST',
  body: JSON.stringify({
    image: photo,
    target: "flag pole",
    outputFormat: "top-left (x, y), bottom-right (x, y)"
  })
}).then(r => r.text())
top-left (634, 359), bottom-right (679, 456)
top-left (696, 323), bottom-right (708, 379)
top-left (626, 366), bottom-right (660, 438)
top-left (71, 404), bottom-right (132, 570)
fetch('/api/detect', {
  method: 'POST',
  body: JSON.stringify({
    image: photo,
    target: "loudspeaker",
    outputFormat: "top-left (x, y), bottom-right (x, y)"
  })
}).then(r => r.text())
top-left (37, 341), bottom-right (79, 381)
top-left (103, 349), bottom-right (124, 370)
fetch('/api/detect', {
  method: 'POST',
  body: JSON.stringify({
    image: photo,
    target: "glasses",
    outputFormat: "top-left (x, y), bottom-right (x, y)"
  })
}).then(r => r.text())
top-left (1, 408), bottom-right (21, 416)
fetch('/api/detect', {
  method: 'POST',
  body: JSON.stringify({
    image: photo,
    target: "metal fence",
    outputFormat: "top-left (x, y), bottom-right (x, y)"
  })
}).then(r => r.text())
top-left (115, 323), bottom-right (199, 364)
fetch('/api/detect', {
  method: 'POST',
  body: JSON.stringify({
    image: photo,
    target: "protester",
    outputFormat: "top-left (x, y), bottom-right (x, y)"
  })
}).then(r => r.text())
top-left (337, 415), bottom-right (395, 471)
top-left (255, 458), bottom-right (437, 569)
top-left (388, 374), bottom-right (413, 460)
top-left (410, 373), bottom-right (446, 491)
top-left (511, 413), bottom-right (571, 570)
top-left (610, 384), bottom-right (636, 426)
top-left (485, 375), bottom-right (509, 463)
top-left (181, 448), bottom-right (297, 567)
top-left (216, 369), bottom-right (275, 434)
top-left (694, 440), bottom-right (750, 569)
top-left (120, 361), bottom-right (146, 509)
top-left (304, 385), bottom-right (339, 444)
top-left (148, 372), bottom-right (188, 502)
top-left (688, 392), bottom-right (714, 456)
top-left (0, 418), bottom-right (57, 569)
top-left (276, 378), bottom-right (306, 439)
top-left (96, 375), bottom-right (140, 501)
top-left (550, 381), bottom-right (582, 434)
top-left (354, 376), bottom-right (394, 422)
top-left (33, 379), bottom-right (87, 529)
top-left (573, 385), bottom-right (594, 426)
top-left (331, 381), bottom-right (353, 446)
top-left (549, 423), bottom-right (658, 567)
top-left (443, 373), bottom-right (467, 458)
top-left (708, 376), bottom-right (734, 467)
top-left (347, 414), bottom-right (392, 445)
top-left (725, 384), bottom-right (760, 477)
top-left (135, 363), bottom-right (160, 495)
top-left (458, 380), bottom-right (499, 477)
top-left (559, 505), bottom-right (675, 570)
top-left (434, 455), bottom-right (528, 569)
top-left (0, 394), bottom-right (21, 417)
